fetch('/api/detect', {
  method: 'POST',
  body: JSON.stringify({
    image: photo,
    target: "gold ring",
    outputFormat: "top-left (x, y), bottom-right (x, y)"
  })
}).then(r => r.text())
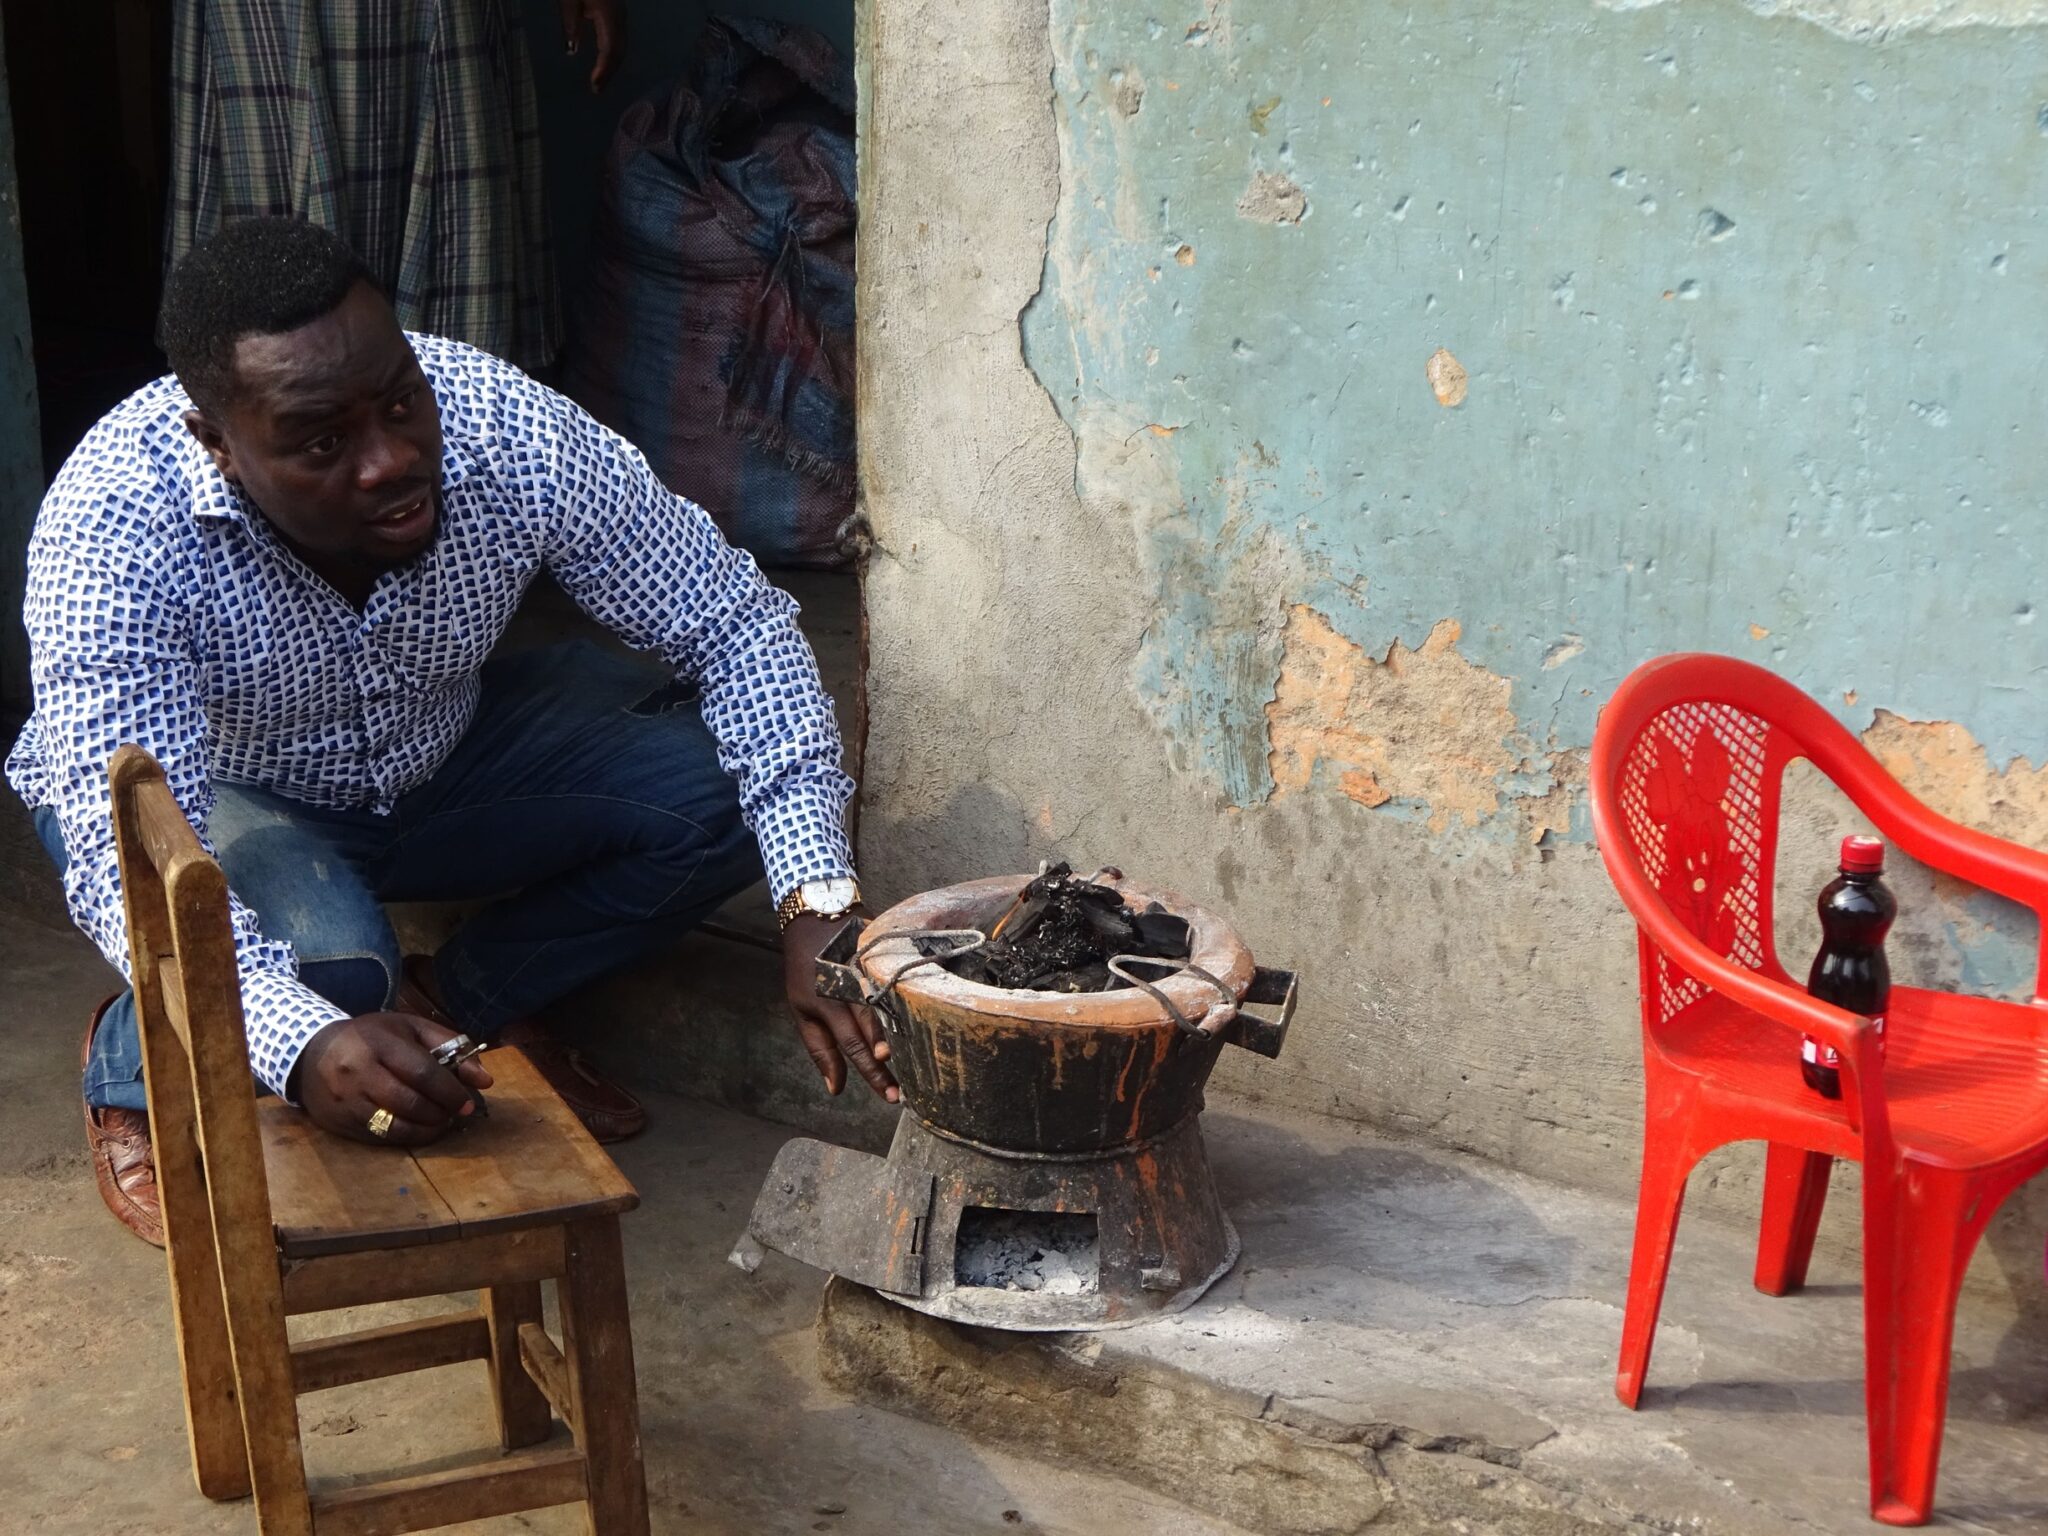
top-left (366, 1108), bottom-right (395, 1139)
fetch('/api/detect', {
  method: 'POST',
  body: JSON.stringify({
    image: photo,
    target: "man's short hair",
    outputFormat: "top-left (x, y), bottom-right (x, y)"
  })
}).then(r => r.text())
top-left (158, 217), bottom-right (378, 415)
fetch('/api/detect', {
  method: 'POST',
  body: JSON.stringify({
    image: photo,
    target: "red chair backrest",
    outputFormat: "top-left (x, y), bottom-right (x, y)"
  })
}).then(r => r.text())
top-left (1591, 654), bottom-right (1907, 1033)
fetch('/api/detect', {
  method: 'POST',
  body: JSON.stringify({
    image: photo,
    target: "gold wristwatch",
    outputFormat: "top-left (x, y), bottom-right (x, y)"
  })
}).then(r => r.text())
top-left (777, 876), bottom-right (862, 932)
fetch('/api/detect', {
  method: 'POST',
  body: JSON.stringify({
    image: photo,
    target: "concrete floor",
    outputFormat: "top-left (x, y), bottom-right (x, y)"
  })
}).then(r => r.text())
top-left (818, 1104), bottom-right (2048, 1533)
top-left (0, 793), bottom-right (1242, 1536)
top-left (10, 755), bottom-right (2048, 1532)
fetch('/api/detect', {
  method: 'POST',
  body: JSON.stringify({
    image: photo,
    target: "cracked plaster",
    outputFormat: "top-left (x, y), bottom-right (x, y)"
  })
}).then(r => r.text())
top-left (854, 0), bottom-right (2048, 1233)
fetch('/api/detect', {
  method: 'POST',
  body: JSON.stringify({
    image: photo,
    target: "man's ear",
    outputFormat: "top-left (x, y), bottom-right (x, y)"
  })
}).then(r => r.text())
top-left (181, 408), bottom-right (237, 484)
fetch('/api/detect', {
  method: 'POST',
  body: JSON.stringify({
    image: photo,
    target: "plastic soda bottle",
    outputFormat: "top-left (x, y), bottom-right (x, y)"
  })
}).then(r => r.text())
top-left (1801, 834), bottom-right (1896, 1099)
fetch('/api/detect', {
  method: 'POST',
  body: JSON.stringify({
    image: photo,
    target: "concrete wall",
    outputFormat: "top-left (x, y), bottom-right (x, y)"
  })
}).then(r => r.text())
top-left (854, 0), bottom-right (2048, 1229)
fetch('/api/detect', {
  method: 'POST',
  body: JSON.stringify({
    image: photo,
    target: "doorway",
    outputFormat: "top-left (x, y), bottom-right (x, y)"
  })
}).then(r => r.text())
top-left (1, 0), bottom-right (170, 481)
top-left (0, 0), bottom-right (863, 737)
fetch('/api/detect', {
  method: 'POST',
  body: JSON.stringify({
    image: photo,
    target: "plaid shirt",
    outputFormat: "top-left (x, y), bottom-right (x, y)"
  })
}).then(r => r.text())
top-left (7, 335), bottom-right (855, 1098)
top-left (170, 0), bottom-right (558, 370)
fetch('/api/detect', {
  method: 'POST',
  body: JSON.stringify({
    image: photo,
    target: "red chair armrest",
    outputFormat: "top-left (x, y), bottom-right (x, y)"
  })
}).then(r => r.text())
top-left (1818, 731), bottom-right (2048, 912)
top-left (1830, 757), bottom-right (2048, 998)
top-left (1858, 795), bottom-right (2048, 914)
top-left (1646, 924), bottom-right (1894, 1143)
top-left (1650, 922), bottom-right (1877, 1061)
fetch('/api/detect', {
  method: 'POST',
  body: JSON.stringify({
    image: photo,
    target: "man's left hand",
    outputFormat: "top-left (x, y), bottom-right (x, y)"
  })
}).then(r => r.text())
top-left (781, 912), bottom-right (899, 1102)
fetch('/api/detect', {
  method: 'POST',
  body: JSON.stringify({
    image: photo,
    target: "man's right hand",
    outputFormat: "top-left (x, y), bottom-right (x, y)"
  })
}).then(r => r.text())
top-left (293, 1013), bottom-right (495, 1145)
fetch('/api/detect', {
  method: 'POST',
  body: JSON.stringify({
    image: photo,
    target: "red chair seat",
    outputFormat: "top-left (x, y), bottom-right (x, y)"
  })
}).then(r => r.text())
top-left (1658, 987), bottom-right (2048, 1167)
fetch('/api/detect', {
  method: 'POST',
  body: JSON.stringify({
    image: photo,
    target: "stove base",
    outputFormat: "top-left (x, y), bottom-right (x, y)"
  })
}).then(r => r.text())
top-left (888, 1111), bottom-right (1240, 1330)
top-left (734, 1111), bottom-right (1242, 1331)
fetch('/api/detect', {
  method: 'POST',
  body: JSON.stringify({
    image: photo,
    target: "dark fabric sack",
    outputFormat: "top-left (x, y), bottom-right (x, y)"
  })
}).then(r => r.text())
top-left (563, 17), bottom-right (858, 568)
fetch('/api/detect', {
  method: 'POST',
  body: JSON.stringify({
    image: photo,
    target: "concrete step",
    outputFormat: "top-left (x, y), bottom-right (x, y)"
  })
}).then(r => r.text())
top-left (556, 924), bottom-right (899, 1154)
top-left (811, 1104), bottom-right (2048, 1536)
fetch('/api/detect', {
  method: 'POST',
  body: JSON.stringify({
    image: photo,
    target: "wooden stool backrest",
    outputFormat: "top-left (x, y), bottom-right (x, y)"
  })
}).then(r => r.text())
top-left (109, 744), bottom-right (274, 1239)
top-left (108, 744), bottom-right (305, 1508)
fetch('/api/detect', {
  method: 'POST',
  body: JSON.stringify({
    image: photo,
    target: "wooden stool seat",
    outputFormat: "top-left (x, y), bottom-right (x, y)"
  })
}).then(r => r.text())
top-left (261, 1047), bottom-right (637, 1260)
top-left (109, 747), bottom-right (652, 1535)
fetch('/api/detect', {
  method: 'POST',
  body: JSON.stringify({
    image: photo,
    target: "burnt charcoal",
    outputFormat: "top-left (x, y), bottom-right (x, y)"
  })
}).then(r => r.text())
top-left (1132, 909), bottom-right (1191, 953)
top-left (1077, 896), bottom-right (1141, 948)
top-left (943, 864), bottom-right (1191, 993)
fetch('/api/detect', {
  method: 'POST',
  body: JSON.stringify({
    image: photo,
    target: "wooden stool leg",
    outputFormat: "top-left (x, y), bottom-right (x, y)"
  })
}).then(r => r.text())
top-left (485, 1281), bottom-right (554, 1448)
top-left (148, 1077), bottom-right (254, 1498)
top-left (218, 1247), bottom-right (312, 1533)
top-left (560, 1217), bottom-right (649, 1536)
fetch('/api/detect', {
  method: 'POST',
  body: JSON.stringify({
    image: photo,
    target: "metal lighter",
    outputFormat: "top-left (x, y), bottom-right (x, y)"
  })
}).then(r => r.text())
top-left (431, 1033), bottom-right (491, 1119)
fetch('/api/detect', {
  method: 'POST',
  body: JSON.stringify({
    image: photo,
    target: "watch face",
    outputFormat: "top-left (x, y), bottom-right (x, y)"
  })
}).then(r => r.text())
top-left (807, 877), bottom-right (860, 913)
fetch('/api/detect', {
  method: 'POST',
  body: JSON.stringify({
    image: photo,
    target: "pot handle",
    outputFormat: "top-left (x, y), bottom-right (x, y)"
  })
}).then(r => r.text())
top-left (812, 914), bottom-right (871, 1004)
top-left (1223, 967), bottom-right (1298, 1059)
top-left (1107, 955), bottom-right (1298, 1060)
top-left (814, 916), bottom-right (989, 1029)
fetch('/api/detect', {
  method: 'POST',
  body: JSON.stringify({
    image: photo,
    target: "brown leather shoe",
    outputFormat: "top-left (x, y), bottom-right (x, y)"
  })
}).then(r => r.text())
top-left (398, 955), bottom-right (646, 1144)
top-left (82, 998), bottom-right (165, 1248)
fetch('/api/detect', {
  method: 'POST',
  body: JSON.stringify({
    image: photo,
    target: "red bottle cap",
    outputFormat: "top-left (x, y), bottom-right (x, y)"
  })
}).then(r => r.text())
top-left (1840, 835), bottom-right (1885, 873)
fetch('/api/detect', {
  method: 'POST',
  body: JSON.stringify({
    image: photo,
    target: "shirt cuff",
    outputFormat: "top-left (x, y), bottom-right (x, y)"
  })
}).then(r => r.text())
top-left (240, 967), bottom-right (349, 1103)
top-left (755, 778), bottom-right (857, 905)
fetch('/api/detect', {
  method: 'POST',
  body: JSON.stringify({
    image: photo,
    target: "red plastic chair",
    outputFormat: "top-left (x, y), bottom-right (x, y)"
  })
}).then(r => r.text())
top-left (1590, 653), bottom-right (2048, 1527)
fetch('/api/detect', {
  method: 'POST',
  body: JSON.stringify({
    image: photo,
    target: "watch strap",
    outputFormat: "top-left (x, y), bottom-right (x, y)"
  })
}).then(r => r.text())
top-left (777, 880), bottom-right (861, 932)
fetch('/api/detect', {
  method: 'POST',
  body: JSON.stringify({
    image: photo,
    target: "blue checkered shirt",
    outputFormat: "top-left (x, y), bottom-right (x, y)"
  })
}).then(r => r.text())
top-left (7, 335), bottom-right (856, 1098)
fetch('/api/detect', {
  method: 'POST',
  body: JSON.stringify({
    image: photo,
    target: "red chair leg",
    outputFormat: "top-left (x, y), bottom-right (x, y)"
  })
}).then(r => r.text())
top-left (1616, 1130), bottom-right (1696, 1409)
top-left (1755, 1144), bottom-right (1832, 1296)
top-left (1861, 1169), bottom-right (1977, 1527)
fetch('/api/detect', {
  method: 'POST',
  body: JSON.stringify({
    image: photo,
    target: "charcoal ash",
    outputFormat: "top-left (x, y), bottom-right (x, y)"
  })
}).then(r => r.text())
top-left (930, 862), bottom-right (1191, 992)
top-left (953, 1208), bottom-right (1101, 1295)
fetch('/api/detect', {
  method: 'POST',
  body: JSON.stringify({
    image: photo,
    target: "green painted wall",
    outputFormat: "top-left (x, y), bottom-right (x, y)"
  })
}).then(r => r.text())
top-left (1024, 0), bottom-right (2048, 813)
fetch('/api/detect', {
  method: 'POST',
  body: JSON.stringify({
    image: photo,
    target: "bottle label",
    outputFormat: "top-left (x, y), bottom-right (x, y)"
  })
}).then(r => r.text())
top-left (1802, 1015), bottom-right (1883, 1071)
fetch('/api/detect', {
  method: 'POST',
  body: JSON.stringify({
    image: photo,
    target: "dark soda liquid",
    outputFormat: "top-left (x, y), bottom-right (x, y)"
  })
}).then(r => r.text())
top-left (1801, 839), bottom-right (1895, 1099)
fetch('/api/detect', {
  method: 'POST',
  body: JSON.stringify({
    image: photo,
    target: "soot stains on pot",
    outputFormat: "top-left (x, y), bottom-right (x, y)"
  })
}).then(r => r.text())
top-left (744, 872), bottom-right (1298, 1327)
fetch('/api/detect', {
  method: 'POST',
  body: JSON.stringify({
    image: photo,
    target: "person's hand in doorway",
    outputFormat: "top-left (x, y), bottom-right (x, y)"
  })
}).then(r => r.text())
top-left (782, 912), bottom-right (899, 1103)
top-left (293, 1013), bottom-right (496, 1145)
top-left (557, 0), bottom-right (625, 94)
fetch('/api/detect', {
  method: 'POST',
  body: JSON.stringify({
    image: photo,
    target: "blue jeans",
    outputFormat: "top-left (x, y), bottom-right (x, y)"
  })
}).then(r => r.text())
top-left (37, 641), bottom-right (764, 1109)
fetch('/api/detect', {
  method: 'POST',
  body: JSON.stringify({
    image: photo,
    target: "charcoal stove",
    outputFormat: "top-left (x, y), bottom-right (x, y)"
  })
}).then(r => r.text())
top-left (730, 872), bottom-right (1297, 1330)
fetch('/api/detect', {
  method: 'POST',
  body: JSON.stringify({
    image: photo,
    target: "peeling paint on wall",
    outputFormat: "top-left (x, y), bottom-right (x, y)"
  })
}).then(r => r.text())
top-left (1237, 170), bottom-right (1307, 224)
top-left (1267, 608), bottom-right (1517, 831)
top-left (1861, 711), bottom-right (2048, 844)
top-left (1022, 0), bottom-right (2048, 854)
top-left (1523, 750), bottom-right (1588, 847)
top-left (1265, 605), bottom-right (1587, 841)
top-left (1425, 348), bottom-right (1469, 408)
top-left (1598, 0), bottom-right (2048, 40)
top-left (1112, 68), bottom-right (1146, 117)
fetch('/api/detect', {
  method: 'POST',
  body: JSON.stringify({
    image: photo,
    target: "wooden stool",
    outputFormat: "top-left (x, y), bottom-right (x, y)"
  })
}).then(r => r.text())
top-left (109, 745), bottom-right (651, 1535)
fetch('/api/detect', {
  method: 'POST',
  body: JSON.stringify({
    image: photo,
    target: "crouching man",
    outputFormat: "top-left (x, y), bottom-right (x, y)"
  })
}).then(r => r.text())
top-left (7, 217), bottom-right (895, 1246)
